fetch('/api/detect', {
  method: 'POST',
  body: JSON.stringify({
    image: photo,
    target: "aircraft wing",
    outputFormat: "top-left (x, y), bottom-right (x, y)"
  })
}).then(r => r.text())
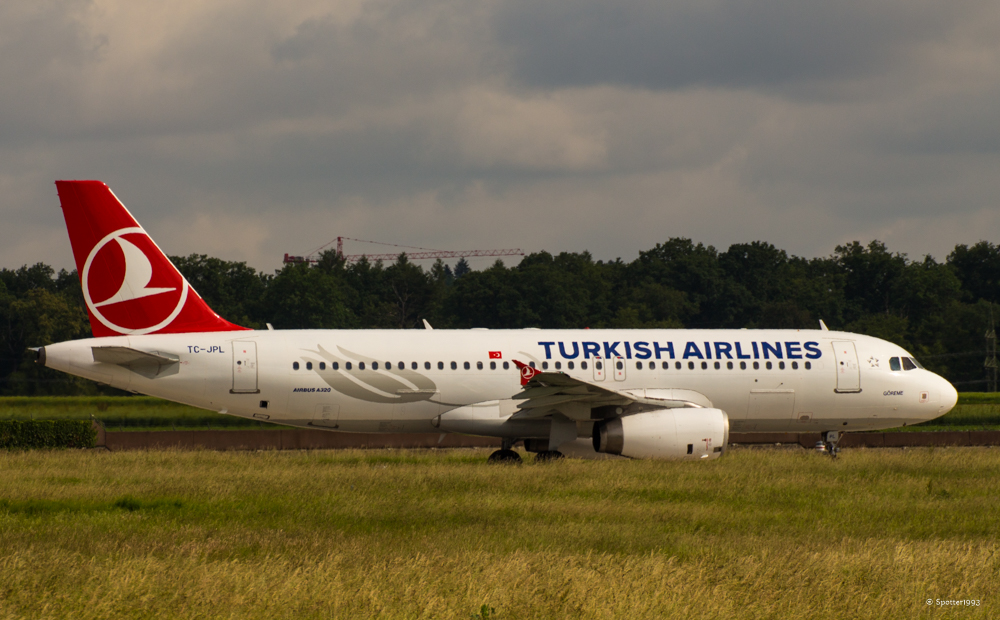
top-left (511, 364), bottom-right (711, 420)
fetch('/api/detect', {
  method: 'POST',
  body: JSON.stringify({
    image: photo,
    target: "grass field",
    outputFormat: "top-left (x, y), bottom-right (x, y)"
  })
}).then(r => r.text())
top-left (0, 447), bottom-right (997, 619)
top-left (0, 397), bottom-right (280, 431)
top-left (3, 394), bottom-right (999, 432)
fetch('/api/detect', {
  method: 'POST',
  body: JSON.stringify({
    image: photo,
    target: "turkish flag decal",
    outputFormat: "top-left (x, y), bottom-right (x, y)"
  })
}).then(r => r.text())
top-left (489, 351), bottom-right (502, 359)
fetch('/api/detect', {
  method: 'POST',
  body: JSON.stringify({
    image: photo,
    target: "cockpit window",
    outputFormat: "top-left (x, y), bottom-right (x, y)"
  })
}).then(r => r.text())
top-left (902, 357), bottom-right (916, 371)
top-left (909, 357), bottom-right (924, 369)
top-left (889, 357), bottom-right (901, 371)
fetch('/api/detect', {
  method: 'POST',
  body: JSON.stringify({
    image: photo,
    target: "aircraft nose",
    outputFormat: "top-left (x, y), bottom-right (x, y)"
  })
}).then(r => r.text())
top-left (939, 378), bottom-right (958, 415)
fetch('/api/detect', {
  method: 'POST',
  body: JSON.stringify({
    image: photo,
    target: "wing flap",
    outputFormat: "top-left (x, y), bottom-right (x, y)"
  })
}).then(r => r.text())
top-left (510, 367), bottom-right (712, 420)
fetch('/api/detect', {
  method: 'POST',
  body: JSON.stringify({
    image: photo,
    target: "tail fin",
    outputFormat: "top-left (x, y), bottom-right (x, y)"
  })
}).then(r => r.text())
top-left (55, 180), bottom-right (248, 337)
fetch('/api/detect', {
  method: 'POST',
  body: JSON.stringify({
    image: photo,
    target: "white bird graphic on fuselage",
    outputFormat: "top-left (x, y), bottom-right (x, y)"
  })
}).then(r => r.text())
top-left (94, 236), bottom-right (175, 307)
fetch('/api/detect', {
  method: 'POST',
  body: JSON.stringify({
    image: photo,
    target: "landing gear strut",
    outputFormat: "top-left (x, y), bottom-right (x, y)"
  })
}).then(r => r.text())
top-left (488, 438), bottom-right (523, 464)
top-left (821, 431), bottom-right (841, 458)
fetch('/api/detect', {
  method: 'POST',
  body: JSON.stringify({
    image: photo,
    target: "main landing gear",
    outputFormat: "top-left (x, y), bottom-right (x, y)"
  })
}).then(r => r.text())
top-left (820, 431), bottom-right (842, 458)
top-left (488, 438), bottom-right (523, 464)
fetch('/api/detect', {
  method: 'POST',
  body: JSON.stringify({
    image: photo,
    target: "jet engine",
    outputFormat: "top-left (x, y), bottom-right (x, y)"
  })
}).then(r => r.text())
top-left (592, 408), bottom-right (729, 460)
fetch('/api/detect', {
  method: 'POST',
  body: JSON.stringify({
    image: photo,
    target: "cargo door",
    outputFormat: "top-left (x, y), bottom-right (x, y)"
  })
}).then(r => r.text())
top-left (748, 390), bottom-right (796, 422)
top-left (832, 341), bottom-right (861, 393)
top-left (310, 404), bottom-right (340, 428)
top-left (232, 341), bottom-right (259, 394)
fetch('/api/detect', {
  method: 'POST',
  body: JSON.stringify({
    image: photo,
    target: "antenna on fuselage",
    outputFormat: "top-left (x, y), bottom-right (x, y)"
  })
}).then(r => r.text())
top-left (819, 319), bottom-right (830, 331)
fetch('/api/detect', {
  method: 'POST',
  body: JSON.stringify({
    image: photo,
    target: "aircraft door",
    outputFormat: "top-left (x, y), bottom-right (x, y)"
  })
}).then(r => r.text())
top-left (232, 341), bottom-right (259, 394)
top-left (613, 356), bottom-right (626, 381)
top-left (593, 356), bottom-right (606, 381)
top-left (832, 341), bottom-right (861, 393)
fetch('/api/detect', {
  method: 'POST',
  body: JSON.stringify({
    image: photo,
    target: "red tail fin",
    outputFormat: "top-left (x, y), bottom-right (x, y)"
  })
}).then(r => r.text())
top-left (55, 180), bottom-right (248, 337)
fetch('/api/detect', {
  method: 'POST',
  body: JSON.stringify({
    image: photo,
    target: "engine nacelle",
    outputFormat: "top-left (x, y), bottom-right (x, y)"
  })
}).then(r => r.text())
top-left (592, 408), bottom-right (730, 460)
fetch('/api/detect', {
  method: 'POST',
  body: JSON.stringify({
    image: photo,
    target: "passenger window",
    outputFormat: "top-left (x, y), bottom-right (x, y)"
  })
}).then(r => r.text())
top-left (319, 362), bottom-right (326, 370)
top-left (477, 361), bottom-right (483, 370)
top-left (372, 362), bottom-right (379, 370)
top-left (766, 361), bottom-right (772, 370)
top-left (779, 361), bottom-right (785, 370)
top-left (542, 362), bottom-right (549, 370)
top-left (399, 362), bottom-right (405, 370)
top-left (503, 361), bottom-right (510, 370)
top-left (616, 361), bottom-right (624, 370)
top-left (791, 361), bottom-right (798, 370)
top-left (568, 361), bottom-right (574, 370)
top-left (727, 361), bottom-right (733, 369)
top-left (306, 362), bottom-right (313, 370)
top-left (451, 362), bottom-right (457, 370)
top-left (490, 361), bottom-right (496, 370)
top-left (438, 362), bottom-right (444, 370)
top-left (890, 357), bottom-right (901, 371)
top-left (554, 361), bottom-right (561, 370)
top-left (902, 357), bottom-right (916, 371)
top-left (701, 362), bottom-right (707, 370)
top-left (581, 361), bottom-right (587, 370)
top-left (333, 362), bottom-right (339, 370)
top-left (410, 361), bottom-right (416, 370)
top-left (714, 361), bottom-right (720, 370)
top-left (595, 361), bottom-right (602, 370)
top-left (662, 361), bottom-right (669, 370)
top-left (675, 362), bottom-right (682, 369)
top-left (753, 362), bottom-right (759, 370)
top-left (636, 361), bottom-right (643, 370)
top-left (424, 362), bottom-right (430, 370)
top-left (805, 361), bottom-right (811, 370)
top-left (529, 362), bottom-right (536, 368)
top-left (359, 362), bottom-right (365, 370)
top-left (740, 361), bottom-right (746, 370)
top-left (293, 361), bottom-right (299, 370)
top-left (346, 362), bottom-right (352, 370)
top-left (464, 361), bottom-right (471, 370)
top-left (688, 362), bottom-right (695, 370)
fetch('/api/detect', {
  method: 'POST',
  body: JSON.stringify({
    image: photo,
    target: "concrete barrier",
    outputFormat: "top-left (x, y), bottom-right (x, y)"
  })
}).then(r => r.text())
top-left (101, 429), bottom-right (501, 451)
top-left (730, 431), bottom-right (1000, 449)
top-left (96, 428), bottom-right (1000, 451)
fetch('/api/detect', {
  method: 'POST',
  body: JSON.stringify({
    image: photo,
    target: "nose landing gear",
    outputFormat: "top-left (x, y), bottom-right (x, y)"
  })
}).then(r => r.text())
top-left (820, 431), bottom-right (841, 458)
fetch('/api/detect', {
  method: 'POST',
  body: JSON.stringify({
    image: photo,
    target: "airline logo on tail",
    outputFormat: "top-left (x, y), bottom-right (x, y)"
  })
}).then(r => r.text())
top-left (56, 180), bottom-right (247, 337)
top-left (82, 226), bottom-right (189, 334)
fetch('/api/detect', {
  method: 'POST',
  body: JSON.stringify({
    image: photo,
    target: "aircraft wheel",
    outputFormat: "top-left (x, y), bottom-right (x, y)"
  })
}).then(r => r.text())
top-left (487, 449), bottom-right (522, 464)
top-left (534, 450), bottom-right (565, 462)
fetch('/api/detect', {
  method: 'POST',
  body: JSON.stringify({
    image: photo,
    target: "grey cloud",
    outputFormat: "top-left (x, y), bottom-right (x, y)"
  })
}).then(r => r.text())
top-left (493, 0), bottom-right (961, 91)
top-left (1, 0), bottom-right (998, 274)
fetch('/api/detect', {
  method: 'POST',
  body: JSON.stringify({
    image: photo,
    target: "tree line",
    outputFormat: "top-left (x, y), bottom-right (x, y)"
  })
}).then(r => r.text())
top-left (2, 239), bottom-right (998, 394)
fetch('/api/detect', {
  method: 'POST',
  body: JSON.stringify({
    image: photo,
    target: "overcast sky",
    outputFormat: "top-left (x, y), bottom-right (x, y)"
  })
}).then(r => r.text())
top-left (2, 0), bottom-right (998, 274)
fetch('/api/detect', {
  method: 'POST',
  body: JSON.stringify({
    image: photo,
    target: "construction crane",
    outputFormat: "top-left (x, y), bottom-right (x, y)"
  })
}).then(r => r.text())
top-left (283, 236), bottom-right (524, 265)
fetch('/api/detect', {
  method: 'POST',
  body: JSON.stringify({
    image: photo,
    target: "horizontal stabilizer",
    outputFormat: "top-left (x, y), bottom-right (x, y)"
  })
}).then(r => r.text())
top-left (92, 346), bottom-right (179, 378)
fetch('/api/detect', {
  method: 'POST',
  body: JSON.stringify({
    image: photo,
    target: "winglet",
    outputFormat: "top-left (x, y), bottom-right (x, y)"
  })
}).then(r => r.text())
top-left (512, 360), bottom-right (542, 386)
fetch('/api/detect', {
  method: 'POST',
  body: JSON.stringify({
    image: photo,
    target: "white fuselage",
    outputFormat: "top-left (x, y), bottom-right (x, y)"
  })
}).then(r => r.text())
top-left (43, 328), bottom-right (957, 440)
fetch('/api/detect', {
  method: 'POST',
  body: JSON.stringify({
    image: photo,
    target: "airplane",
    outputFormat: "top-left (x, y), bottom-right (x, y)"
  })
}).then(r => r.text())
top-left (35, 180), bottom-right (959, 462)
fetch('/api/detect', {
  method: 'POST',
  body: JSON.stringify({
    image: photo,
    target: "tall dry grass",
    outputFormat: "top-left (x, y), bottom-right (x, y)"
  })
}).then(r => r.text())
top-left (1, 448), bottom-right (997, 619)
